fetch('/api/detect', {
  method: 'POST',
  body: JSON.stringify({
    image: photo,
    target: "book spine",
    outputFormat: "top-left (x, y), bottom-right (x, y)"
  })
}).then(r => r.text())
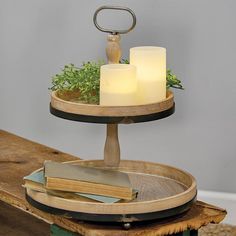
top-left (45, 178), bottom-right (133, 200)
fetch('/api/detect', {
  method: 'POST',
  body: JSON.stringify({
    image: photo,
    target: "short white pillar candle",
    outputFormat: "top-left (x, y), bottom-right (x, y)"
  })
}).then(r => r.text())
top-left (130, 46), bottom-right (166, 104)
top-left (100, 64), bottom-right (137, 106)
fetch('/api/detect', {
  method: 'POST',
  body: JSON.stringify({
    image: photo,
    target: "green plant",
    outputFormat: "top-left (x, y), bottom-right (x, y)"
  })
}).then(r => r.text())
top-left (121, 59), bottom-right (184, 89)
top-left (166, 69), bottom-right (184, 90)
top-left (50, 60), bottom-right (183, 105)
top-left (50, 61), bottom-right (104, 104)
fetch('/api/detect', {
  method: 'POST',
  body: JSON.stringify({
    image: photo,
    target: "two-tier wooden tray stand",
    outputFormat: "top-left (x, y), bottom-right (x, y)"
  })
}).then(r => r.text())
top-left (25, 6), bottom-right (197, 228)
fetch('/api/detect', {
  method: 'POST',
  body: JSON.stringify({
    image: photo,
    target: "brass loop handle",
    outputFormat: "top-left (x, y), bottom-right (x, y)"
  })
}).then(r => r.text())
top-left (93, 6), bottom-right (136, 35)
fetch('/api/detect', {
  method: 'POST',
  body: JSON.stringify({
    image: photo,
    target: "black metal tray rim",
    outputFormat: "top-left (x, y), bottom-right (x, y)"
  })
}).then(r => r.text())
top-left (26, 192), bottom-right (197, 223)
top-left (50, 103), bottom-right (175, 124)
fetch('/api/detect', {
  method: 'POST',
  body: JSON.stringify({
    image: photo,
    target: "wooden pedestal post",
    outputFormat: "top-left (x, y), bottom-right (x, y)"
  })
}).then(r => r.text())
top-left (104, 124), bottom-right (120, 167)
top-left (104, 34), bottom-right (121, 167)
top-left (106, 34), bottom-right (121, 64)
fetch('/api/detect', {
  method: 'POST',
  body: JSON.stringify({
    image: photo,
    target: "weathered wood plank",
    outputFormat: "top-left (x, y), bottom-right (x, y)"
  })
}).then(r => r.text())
top-left (0, 130), bottom-right (226, 236)
top-left (0, 130), bottom-right (76, 202)
top-left (0, 200), bottom-right (49, 236)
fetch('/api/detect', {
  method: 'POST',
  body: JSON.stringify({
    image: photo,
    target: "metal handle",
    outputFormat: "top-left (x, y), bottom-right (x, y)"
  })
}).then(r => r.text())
top-left (93, 6), bottom-right (136, 35)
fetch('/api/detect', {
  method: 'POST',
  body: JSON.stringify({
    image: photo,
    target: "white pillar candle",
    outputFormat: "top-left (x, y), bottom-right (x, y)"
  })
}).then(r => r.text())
top-left (130, 46), bottom-right (166, 104)
top-left (100, 64), bottom-right (137, 106)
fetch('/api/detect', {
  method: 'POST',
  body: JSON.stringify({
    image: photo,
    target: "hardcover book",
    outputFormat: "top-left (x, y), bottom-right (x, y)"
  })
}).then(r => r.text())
top-left (23, 170), bottom-right (123, 203)
top-left (44, 161), bottom-right (133, 200)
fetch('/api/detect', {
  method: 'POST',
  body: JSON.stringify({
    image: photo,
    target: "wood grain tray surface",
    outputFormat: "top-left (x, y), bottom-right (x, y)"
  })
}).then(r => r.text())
top-left (50, 90), bottom-right (175, 124)
top-left (26, 159), bottom-right (197, 222)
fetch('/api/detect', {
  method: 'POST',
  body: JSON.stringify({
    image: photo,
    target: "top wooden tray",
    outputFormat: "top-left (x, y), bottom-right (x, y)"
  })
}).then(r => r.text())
top-left (50, 90), bottom-right (175, 124)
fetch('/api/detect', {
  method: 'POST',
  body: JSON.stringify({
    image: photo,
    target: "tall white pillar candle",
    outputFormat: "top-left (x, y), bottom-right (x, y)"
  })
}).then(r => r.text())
top-left (130, 46), bottom-right (166, 104)
top-left (100, 64), bottom-right (137, 106)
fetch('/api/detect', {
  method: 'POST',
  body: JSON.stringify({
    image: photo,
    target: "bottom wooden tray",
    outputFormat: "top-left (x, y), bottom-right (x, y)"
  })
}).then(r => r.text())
top-left (26, 160), bottom-right (197, 223)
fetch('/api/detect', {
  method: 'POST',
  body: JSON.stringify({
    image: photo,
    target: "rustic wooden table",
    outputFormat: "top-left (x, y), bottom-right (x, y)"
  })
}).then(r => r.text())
top-left (0, 130), bottom-right (226, 236)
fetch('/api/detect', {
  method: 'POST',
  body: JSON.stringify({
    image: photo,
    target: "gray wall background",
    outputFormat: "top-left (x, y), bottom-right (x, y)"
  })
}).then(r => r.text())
top-left (1, 0), bottom-right (235, 193)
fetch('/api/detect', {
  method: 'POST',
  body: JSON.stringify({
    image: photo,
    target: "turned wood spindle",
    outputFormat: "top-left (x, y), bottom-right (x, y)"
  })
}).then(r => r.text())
top-left (106, 34), bottom-right (121, 64)
top-left (104, 34), bottom-right (121, 167)
top-left (104, 124), bottom-right (120, 167)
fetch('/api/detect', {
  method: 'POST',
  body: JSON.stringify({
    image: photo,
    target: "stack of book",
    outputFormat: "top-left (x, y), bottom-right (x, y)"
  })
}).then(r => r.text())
top-left (23, 161), bottom-right (138, 203)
